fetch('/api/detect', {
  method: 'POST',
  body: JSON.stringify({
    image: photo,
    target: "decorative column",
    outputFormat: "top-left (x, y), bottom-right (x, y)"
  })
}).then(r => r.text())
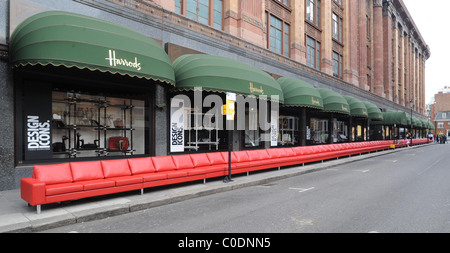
top-left (372, 0), bottom-right (385, 97)
top-left (290, 0), bottom-right (307, 64)
top-left (320, 0), bottom-right (333, 75)
top-left (382, 0), bottom-right (393, 101)
top-left (343, 0), bottom-right (360, 86)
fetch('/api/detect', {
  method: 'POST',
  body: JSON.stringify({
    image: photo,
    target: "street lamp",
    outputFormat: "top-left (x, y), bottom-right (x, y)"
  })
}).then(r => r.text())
top-left (410, 100), bottom-right (413, 146)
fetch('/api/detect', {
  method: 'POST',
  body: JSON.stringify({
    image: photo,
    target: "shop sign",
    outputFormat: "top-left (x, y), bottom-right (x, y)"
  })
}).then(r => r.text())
top-left (23, 81), bottom-right (53, 160)
top-left (249, 82), bottom-right (264, 95)
top-left (170, 97), bottom-right (185, 152)
top-left (26, 116), bottom-right (51, 151)
top-left (270, 109), bottom-right (278, 147)
top-left (105, 50), bottom-right (142, 71)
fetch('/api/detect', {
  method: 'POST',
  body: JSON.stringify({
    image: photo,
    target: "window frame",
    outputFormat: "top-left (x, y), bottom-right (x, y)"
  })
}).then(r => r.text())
top-left (176, 0), bottom-right (224, 30)
top-left (266, 12), bottom-right (290, 57)
top-left (306, 0), bottom-right (321, 27)
top-left (306, 36), bottom-right (321, 70)
top-left (333, 51), bottom-right (343, 79)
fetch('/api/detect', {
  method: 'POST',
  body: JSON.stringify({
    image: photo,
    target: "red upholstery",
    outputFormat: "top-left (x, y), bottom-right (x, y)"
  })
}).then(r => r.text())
top-left (21, 139), bottom-right (430, 212)
top-left (172, 155), bottom-right (195, 170)
top-left (206, 152), bottom-right (227, 165)
top-left (101, 159), bottom-right (131, 178)
top-left (190, 153), bottom-right (211, 167)
top-left (152, 156), bottom-right (176, 172)
top-left (33, 163), bottom-right (72, 185)
top-left (128, 157), bottom-right (155, 175)
top-left (233, 151), bottom-right (250, 163)
top-left (71, 161), bottom-right (104, 182)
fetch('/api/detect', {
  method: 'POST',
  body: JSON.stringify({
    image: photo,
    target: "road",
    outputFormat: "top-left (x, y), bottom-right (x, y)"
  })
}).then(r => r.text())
top-left (42, 143), bottom-right (450, 233)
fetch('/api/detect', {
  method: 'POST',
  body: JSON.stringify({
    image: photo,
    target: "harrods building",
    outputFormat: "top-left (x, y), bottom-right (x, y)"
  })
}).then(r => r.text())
top-left (0, 0), bottom-right (431, 190)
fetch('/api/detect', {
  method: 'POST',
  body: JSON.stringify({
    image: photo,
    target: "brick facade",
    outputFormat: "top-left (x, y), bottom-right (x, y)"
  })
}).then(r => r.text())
top-left (139, 0), bottom-right (430, 115)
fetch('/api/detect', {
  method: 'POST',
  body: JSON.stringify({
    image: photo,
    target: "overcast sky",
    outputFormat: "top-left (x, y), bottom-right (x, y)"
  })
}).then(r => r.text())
top-left (402, 0), bottom-right (450, 104)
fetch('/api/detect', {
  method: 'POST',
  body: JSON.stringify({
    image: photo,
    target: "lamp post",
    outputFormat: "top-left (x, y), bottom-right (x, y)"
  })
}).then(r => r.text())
top-left (410, 100), bottom-right (413, 146)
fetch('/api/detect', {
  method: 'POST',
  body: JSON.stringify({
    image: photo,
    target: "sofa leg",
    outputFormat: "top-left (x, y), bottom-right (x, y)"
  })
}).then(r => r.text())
top-left (37, 205), bottom-right (41, 215)
top-left (247, 172), bottom-right (249, 176)
top-left (203, 179), bottom-right (206, 184)
top-left (140, 189), bottom-right (144, 195)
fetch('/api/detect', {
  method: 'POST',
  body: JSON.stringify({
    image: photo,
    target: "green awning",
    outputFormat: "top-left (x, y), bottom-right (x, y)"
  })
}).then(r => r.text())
top-left (412, 117), bottom-right (422, 128)
top-left (376, 111), bottom-right (409, 126)
top-left (277, 77), bottom-right (323, 109)
top-left (317, 88), bottom-right (350, 115)
top-left (173, 54), bottom-right (284, 102)
top-left (428, 121), bottom-right (436, 130)
top-left (362, 102), bottom-right (383, 121)
top-left (10, 11), bottom-right (175, 85)
top-left (343, 96), bottom-right (368, 118)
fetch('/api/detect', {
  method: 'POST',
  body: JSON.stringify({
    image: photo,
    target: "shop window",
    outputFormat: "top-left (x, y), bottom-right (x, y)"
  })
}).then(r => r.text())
top-left (336, 120), bottom-right (348, 142)
top-left (309, 118), bottom-right (328, 144)
top-left (183, 107), bottom-right (224, 152)
top-left (278, 116), bottom-right (299, 146)
top-left (51, 91), bottom-right (146, 159)
top-left (245, 105), bottom-right (261, 148)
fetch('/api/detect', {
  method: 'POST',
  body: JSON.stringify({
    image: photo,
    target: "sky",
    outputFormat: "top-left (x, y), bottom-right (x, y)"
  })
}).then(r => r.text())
top-left (402, 0), bottom-right (450, 104)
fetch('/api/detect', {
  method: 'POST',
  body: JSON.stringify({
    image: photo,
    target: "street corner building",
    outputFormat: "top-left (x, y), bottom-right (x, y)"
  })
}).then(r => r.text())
top-left (0, 0), bottom-right (432, 191)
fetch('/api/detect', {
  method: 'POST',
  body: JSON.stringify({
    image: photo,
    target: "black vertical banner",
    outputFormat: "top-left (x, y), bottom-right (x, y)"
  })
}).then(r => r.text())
top-left (23, 82), bottom-right (52, 160)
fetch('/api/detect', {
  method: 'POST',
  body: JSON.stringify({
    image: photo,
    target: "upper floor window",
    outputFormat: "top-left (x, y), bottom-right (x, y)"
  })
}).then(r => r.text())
top-left (332, 12), bottom-right (343, 43)
top-left (333, 0), bottom-right (342, 6)
top-left (266, 13), bottom-right (290, 57)
top-left (306, 0), bottom-right (321, 27)
top-left (333, 51), bottom-right (343, 78)
top-left (175, 0), bottom-right (223, 30)
top-left (307, 36), bottom-right (320, 70)
top-left (277, 0), bottom-right (289, 7)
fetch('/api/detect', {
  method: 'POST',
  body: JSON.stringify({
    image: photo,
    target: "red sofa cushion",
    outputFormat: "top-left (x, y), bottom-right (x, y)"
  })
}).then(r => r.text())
top-left (101, 159), bottom-right (131, 178)
top-left (206, 152), bottom-right (227, 165)
top-left (172, 155), bottom-right (195, 170)
top-left (82, 179), bottom-right (116, 191)
top-left (292, 147), bottom-right (304, 156)
top-left (152, 156), bottom-right (176, 172)
top-left (190, 153), bottom-right (211, 167)
top-left (109, 175), bottom-right (143, 186)
top-left (128, 157), bottom-right (155, 175)
top-left (234, 151), bottom-right (250, 162)
top-left (284, 148), bottom-right (296, 157)
top-left (246, 150), bottom-right (261, 161)
top-left (33, 163), bottom-right (73, 185)
top-left (266, 149), bottom-right (280, 159)
top-left (257, 150), bottom-right (270, 160)
top-left (70, 161), bottom-right (104, 182)
top-left (46, 183), bottom-right (83, 196)
top-left (276, 149), bottom-right (289, 157)
top-left (220, 152), bottom-right (238, 163)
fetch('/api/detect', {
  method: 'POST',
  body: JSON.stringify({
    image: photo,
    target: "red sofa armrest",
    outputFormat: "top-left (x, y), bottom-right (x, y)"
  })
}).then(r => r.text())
top-left (21, 178), bottom-right (46, 206)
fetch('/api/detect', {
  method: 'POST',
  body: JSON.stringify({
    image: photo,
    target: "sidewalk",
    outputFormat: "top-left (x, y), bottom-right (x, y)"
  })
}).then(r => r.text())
top-left (0, 144), bottom-right (433, 233)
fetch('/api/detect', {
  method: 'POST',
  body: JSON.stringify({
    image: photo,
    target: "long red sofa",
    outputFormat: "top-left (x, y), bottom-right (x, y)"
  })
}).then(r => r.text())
top-left (20, 139), bottom-right (429, 213)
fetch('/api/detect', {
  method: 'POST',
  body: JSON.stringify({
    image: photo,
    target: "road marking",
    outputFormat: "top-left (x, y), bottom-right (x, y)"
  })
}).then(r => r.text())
top-left (289, 187), bottom-right (315, 193)
top-left (355, 169), bottom-right (370, 173)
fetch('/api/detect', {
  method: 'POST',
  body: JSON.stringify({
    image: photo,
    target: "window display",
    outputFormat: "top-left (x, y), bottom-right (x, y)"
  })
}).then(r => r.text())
top-left (51, 91), bottom-right (146, 158)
